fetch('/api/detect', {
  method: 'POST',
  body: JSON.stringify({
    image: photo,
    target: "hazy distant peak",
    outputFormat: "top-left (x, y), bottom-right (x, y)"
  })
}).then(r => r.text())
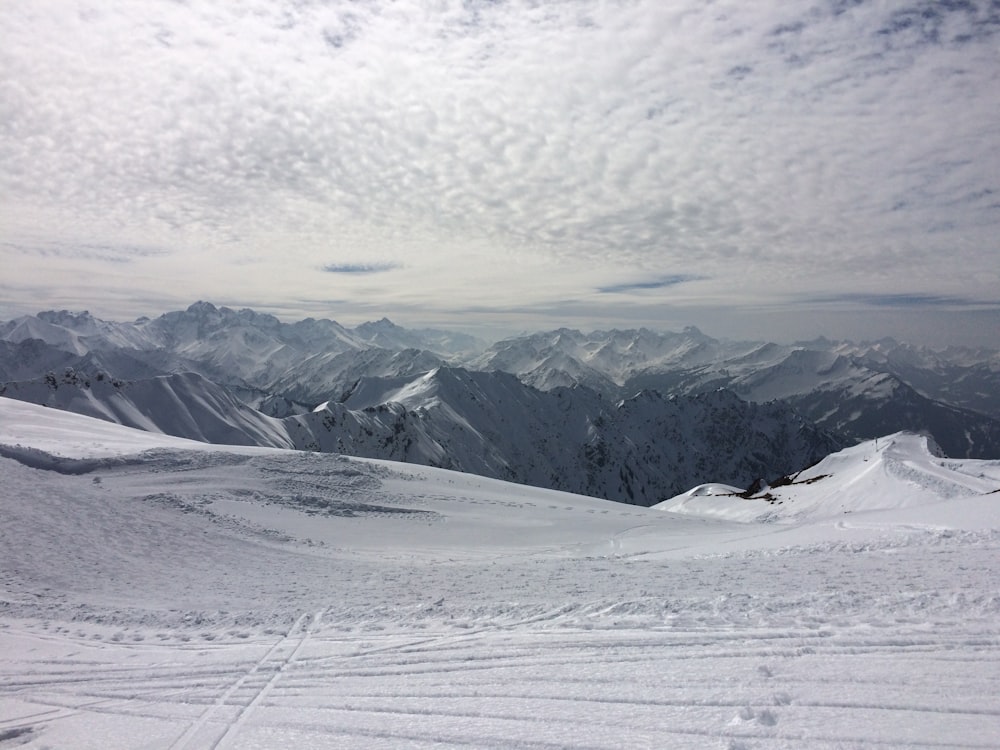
top-left (37, 309), bottom-right (95, 324)
top-left (355, 317), bottom-right (403, 334)
top-left (185, 300), bottom-right (218, 314)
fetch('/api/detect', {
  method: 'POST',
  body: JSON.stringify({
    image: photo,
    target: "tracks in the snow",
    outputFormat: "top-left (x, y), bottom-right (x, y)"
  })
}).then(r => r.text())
top-left (168, 608), bottom-right (324, 750)
top-left (2, 613), bottom-right (998, 749)
top-left (264, 625), bottom-right (1000, 749)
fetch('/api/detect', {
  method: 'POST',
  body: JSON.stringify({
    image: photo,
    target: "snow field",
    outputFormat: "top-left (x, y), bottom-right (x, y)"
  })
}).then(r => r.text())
top-left (1, 399), bottom-right (999, 748)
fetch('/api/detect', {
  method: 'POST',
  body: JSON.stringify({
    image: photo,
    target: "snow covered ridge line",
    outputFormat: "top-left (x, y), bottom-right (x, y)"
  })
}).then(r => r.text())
top-left (0, 302), bottom-right (485, 359)
top-left (4, 302), bottom-right (1000, 461)
top-left (0, 367), bottom-right (843, 506)
top-left (655, 432), bottom-right (1000, 525)
top-left (0, 395), bottom-right (286, 459)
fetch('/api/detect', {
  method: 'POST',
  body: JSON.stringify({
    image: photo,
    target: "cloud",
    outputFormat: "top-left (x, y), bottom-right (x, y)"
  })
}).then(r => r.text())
top-left (597, 275), bottom-right (703, 294)
top-left (3, 240), bottom-right (170, 264)
top-left (817, 293), bottom-right (993, 309)
top-left (0, 1), bottom-right (998, 344)
top-left (322, 262), bottom-right (398, 274)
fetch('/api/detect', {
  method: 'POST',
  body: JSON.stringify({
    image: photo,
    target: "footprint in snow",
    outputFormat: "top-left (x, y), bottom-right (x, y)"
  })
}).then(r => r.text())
top-left (732, 706), bottom-right (778, 726)
top-left (756, 709), bottom-right (777, 726)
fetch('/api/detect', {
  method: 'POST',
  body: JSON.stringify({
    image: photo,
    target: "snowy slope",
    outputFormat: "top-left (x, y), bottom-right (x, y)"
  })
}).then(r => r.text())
top-left (267, 346), bottom-right (445, 406)
top-left (1, 399), bottom-right (999, 749)
top-left (0, 371), bottom-right (292, 447)
top-left (655, 431), bottom-right (1000, 527)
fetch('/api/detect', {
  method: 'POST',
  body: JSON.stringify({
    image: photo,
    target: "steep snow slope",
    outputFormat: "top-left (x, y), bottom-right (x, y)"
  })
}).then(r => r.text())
top-left (0, 396), bottom-right (269, 457)
top-left (268, 346), bottom-right (444, 406)
top-left (0, 371), bottom-right (291, 447)
top-left (1, 399), bottom-right (998, 749)
top-left (0, 315), bottom-right (91, 355)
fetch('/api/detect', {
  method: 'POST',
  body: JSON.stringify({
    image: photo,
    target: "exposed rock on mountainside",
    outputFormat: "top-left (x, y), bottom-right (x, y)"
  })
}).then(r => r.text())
top-left (0, 366), bottom-right (841, 505)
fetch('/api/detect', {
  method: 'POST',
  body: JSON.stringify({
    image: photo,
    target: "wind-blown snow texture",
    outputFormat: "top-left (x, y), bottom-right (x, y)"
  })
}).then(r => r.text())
top-left (1, 398), bottom-right (998, 749)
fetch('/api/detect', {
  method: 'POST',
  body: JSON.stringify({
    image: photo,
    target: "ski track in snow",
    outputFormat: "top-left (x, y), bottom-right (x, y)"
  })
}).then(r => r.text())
top-left (2, 605), bottom-right (999, 749)
top-left (3, 528), bottom-right (997, 748)
top-left (1, 402), bottom-right (999, 748)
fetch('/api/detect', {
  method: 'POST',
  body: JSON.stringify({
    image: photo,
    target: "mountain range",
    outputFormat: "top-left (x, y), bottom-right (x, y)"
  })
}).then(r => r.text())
top-left (3, 302), bottom-right (999, 504)
top-left (0, 365), bottom-right (839, 504)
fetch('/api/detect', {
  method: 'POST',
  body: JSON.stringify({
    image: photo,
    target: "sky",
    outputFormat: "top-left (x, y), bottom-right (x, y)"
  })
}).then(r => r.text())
top-left (1, 0), bottom-right (999, 347)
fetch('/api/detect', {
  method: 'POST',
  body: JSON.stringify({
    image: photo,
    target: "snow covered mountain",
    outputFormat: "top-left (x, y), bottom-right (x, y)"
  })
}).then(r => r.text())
top-left (0, 365), bottom-right (840, 505)
top-left (470, 325), bottom-right (751, 392)
top-left (0, 302), bottom-right (479, 395)
top-left (0, 338), bottom-right (79, 381)
top-left (839, 337), bottom-right (1000, 419)
top-left (478, 327), bottom-right (1000, 458)
top-left (325, 366), bottom-right (841, 503)
top-left (1, 398), bottom-right (998, 748)
top-left (4, 303), bottom-right (1000, 461)
top-left (353, 316), bottom-right (483, 355)
top-left (263, 346), bottom-right (446, 406)
top-left (478, 327), bottom-right (1000, 419)
top-left (0, 370), bottom-right (291, 447)
top-left (0, 309), bottom-right (156, 355)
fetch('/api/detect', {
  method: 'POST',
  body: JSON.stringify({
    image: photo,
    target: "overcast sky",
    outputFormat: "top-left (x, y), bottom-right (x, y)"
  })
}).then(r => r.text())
top-left (2, 1), bottom-right (998, 345)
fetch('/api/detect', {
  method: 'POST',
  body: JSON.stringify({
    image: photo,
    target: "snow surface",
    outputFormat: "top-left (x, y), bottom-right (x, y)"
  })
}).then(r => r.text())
top-left (1, 397), bottom-right (999, 749)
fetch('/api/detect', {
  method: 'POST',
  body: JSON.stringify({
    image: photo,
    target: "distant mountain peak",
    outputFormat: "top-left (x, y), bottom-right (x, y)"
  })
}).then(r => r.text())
top-left (354, 317), bottom-right (404, 335)
top-left (37, 309), bottom-right (94, 322)
top-left (186, 301), bottom-right (218, 314)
